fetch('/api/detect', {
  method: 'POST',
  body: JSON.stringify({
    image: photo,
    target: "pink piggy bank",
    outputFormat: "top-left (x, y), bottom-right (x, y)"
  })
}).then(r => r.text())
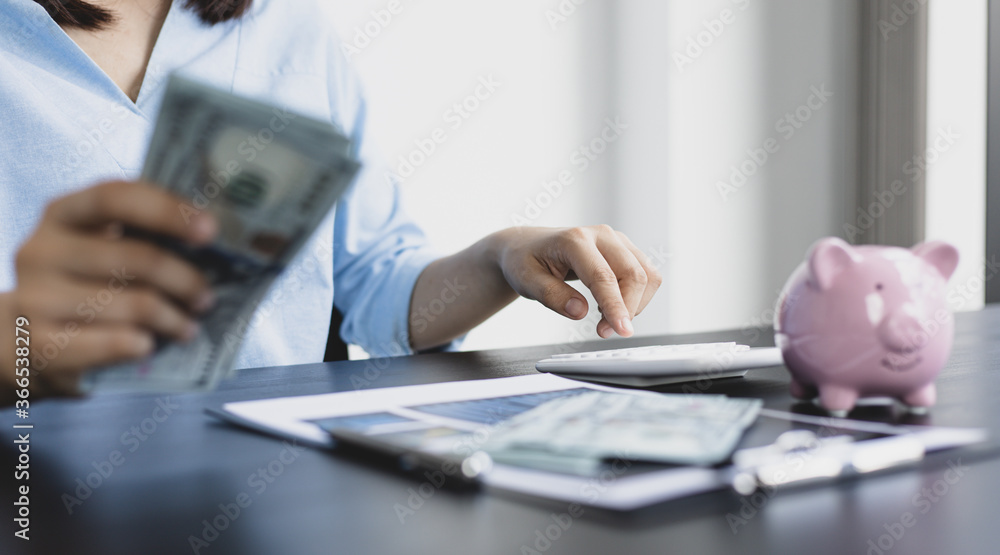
top-left (775, 237), bottom-right (959, 416)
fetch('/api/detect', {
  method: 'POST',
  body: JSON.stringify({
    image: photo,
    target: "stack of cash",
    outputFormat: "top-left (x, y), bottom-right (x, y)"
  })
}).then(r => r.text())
top-left (482, 391), bottom-right (763, 475)
top-left (81, 75), bottom-right (360, 394)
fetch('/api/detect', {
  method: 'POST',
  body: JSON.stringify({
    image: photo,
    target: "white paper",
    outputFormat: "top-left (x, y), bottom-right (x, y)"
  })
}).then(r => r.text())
top-left (218, 374), bottom-right (990, 510)
top-left (221, 374), bottom-right (733, 509)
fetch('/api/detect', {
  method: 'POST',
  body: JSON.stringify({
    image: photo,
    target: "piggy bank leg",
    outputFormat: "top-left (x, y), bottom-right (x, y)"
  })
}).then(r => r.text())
top-left (901, 383), bottom-right (936, 415)
top-left (817, 385), bottom-right (858, 418)
top-left (789, 378), bottom-right (817, 400)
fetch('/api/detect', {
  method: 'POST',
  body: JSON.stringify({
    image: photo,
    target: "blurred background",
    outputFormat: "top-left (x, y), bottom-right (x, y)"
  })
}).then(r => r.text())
top-left (322, 0), bottom-right (987, 354)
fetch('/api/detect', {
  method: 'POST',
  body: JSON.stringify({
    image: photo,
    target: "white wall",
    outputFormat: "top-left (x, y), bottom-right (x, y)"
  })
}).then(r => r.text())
top-left (612, 0), bottom-right (857, 336)
top-left (322, 1), bottom-right (986, 356)
top-left (324, 0), bottom-right (614, 352)
top-left (925, 0), bottom-right (988, 312)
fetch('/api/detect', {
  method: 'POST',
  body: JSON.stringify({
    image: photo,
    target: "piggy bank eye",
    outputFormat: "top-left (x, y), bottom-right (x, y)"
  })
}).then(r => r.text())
top-left (875, 282), bottom-right (883, 291)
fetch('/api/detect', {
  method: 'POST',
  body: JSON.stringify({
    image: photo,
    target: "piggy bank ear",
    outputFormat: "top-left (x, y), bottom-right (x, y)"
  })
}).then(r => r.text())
top-left (808, 237), bottom-right (859, 290)
top-left (912, 241), bottom-right (959, 280)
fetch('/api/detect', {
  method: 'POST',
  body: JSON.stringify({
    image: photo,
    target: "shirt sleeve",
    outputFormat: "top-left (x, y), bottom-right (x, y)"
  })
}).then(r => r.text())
top-left (326, 49), bottom-right (454, 357)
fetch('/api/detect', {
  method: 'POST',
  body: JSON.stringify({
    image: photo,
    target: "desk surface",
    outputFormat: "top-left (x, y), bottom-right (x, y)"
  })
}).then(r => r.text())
top-left (3, 307), bottom-right (1000, 555)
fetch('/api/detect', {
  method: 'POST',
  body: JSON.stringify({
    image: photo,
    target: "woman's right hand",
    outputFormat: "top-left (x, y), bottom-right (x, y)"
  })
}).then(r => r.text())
top-left (1, 180), bottom-right (217, 399)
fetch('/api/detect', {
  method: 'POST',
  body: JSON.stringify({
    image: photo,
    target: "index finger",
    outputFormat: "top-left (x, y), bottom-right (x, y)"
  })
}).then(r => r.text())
top-left (563, 237), bottom-right (634, 338)
top-left (47, 181), bottom-right (216, 245)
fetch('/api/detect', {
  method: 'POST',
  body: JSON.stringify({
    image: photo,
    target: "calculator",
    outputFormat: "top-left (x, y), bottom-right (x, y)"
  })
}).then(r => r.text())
top-left (535, 342), bottom-right (785, 387)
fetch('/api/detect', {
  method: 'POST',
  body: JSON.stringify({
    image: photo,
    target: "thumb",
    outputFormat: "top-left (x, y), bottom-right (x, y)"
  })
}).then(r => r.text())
top-left (521, 273), bottom-right (589, 320)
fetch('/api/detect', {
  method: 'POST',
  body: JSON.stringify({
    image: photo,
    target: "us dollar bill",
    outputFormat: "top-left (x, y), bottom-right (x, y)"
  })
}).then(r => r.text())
top-left (483, 391), bottom-right (763, 468)
top-left (80, 74), bottom-right (360, 393)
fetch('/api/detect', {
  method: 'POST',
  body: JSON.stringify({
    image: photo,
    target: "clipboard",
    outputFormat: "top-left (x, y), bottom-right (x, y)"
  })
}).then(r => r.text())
top-left (207, 374), bottom-right (996, 510)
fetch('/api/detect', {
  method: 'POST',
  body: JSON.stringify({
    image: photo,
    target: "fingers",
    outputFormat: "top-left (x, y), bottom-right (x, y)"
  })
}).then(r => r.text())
top-left (11, 180), bottom-right (218, 398)
top-left (614, 231), bottom-right (663, 316)
top-left (559, 228), bottom-right (634, 338)
top-left (581, 227), bottom-right (663, 338)
top-left (593, 230), bottom-right (647, 318)
top-left (46, 181), bottom-right (216, 245)
top-left (17, 278), bottom-right (200, 342)
top-left (35, 325), bottom-right (156, 394)
top-left (505, 225), bottom-right (663, 339)
top-left (517, 266), bottom-right (591, 320)
top-left (597, 231), bottom-right (663, 337)
top-left (25, 232), bottom-right (213, 312)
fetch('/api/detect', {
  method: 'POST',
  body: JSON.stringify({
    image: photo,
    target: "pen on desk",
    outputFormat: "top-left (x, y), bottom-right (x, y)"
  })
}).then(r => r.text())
top-left (327, 427), bottom-right (493, 490)
top-left (730, 430), bottom-right (926, 495)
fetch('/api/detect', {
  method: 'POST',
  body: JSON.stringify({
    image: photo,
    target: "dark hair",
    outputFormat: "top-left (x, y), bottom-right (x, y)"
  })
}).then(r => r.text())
top-left (34, 0), bottom-right (253, 29)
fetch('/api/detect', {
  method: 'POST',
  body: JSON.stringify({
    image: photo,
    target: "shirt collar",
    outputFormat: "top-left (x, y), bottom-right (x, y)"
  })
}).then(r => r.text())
top-left (0, 0), bottom-right (240, 116)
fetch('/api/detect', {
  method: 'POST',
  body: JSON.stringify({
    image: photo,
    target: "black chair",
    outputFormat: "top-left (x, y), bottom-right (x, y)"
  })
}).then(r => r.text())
top-left (323, 306), bottom-right (349, 362)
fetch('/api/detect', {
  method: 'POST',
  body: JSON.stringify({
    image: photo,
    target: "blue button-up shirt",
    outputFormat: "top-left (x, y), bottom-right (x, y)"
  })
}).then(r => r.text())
top-left (0, 0), bottom-right (442, 367)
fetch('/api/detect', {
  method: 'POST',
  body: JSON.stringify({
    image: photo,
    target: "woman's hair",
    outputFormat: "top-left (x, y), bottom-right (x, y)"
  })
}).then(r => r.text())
top-left (34, 0), bottom-right (253, 29)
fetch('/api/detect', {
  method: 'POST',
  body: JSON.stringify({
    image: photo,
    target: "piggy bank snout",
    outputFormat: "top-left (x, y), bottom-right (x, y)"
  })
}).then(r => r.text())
top-left (877, 308), bottom-right (929, 353)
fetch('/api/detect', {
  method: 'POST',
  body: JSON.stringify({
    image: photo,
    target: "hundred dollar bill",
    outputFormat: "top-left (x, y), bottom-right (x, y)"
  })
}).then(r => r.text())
top-left (80, 74), bottom-right (360, 393)
top-left (483, 391), bottom-right (762, 468)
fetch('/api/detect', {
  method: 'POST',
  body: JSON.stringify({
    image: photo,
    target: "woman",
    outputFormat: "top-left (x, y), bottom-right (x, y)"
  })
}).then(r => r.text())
top-left (0, 0), bottom-right (661, 402)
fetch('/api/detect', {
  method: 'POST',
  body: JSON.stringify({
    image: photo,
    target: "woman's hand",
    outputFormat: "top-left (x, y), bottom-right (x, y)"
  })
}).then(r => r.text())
top-left (491, 225), bottom-right (662, 339)
top-left (409, 225), bottom-right (662, 351)
top-left (1, 180), bottom-right (217, 399)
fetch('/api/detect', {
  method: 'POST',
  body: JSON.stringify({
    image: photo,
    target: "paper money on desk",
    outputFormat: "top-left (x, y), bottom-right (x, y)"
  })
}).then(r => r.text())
top-left (81, 74), bottom-right (360, 394)
top-left (483, 391), bottom-right (763, 471)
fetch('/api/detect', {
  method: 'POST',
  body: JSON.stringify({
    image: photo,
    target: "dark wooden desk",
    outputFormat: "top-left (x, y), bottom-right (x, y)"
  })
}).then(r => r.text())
top-left (4, 307), bottom-right (1000, 555)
